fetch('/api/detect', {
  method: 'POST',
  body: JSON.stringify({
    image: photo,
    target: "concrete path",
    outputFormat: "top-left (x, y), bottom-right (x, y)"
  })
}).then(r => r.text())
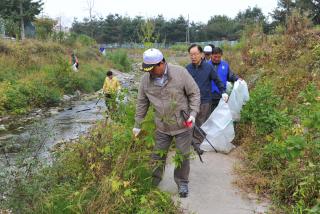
top-left (158, 151), bottom-right (269, 214)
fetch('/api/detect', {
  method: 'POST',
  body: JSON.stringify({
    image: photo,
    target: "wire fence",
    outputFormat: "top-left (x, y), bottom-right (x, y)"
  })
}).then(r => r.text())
top-left (99, 40), bottom-right (238, 49)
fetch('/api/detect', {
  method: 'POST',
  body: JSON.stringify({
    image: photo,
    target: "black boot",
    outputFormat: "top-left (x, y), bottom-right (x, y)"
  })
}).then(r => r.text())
top-left (178, 182), bottom-right (189, 198)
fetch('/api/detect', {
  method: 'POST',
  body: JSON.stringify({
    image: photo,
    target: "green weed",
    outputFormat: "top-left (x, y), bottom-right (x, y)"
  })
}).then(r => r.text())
top-left (241, 82), bottom-right (290, 135)
top-left (107, 49), bottom-right (132, 72)
top-left (1, 102), bottom-right (179, 213)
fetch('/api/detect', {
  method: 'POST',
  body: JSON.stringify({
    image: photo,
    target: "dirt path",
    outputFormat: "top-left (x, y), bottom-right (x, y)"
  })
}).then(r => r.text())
top-left (158, 151), bottom-right (269, 214)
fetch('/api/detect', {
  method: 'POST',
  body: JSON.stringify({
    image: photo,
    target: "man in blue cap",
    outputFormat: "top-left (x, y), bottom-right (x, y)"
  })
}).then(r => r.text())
top-left (132, 48), bottom-right (200, 198)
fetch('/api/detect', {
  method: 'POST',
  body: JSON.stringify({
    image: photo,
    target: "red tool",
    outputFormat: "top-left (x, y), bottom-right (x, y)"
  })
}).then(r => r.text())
top-left (183, 120), bottom-right (193, 128)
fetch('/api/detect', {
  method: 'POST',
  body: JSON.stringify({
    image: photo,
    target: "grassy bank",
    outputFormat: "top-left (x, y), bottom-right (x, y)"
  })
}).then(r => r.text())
top-left (1, 101), bottom-right (180, 213)
top-left (0, 38), bottom-right (108, 115)
top-left (228, 23), bottom-right (320, 213)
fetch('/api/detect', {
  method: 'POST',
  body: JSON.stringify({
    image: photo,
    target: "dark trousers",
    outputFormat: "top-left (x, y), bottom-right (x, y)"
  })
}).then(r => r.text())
top-left (193, 102), bottom-right (212, 145)
top-left (104, 93), bottom-right (116, 111)
top-left (151, 130), bottom-right (192, 186)
top-left (211, 98), bottom-right (220, 113)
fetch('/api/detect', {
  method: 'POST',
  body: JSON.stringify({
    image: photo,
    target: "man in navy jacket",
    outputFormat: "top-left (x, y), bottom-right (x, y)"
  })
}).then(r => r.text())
top-left (186, 44), bottom-right (228, 147)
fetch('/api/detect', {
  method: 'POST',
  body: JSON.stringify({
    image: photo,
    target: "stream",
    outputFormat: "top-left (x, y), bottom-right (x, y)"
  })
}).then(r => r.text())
top-left (0, 98), bottom-right (106, 168)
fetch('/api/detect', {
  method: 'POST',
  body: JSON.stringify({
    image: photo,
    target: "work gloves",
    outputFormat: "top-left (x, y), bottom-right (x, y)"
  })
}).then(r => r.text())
top-left (222, 93), bottom-right (229, 102)
top-left (184, 115), bottom-right (195, 128)
top-left (187, 115), bottom-right (195, 124)
top-left (132, 128), bottom-right (141, 137)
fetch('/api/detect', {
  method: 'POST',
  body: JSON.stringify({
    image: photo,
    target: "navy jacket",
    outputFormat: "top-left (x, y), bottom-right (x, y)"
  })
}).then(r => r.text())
top-left (186, 60), bottom-right (225, 104)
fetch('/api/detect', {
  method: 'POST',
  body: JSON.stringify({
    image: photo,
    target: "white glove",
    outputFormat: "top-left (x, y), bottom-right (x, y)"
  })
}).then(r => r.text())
top-left (187, 115), bottom-right (195, 124)
top-left (132, 128), bottom-right (141, 137)
top-left (222, 93), bottom-right (229, 102)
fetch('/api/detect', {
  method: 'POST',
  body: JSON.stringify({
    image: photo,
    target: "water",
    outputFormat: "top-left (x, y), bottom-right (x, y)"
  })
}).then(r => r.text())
top-left (0, 98), bottom-right (106, 167)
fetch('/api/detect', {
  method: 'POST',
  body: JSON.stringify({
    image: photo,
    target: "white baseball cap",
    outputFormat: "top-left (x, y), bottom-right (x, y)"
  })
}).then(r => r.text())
top-left (141, 48), bottom-right (164, 72)
top-left (203, 45), bottom-right (212, 54)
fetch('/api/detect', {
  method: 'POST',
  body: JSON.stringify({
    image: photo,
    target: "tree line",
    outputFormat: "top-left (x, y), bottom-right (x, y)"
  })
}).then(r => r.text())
top-left (71, 8), bottom-right (266, 44)
top-left (70, 0), bottom-right (320, 44)
top-left (0, 0), bottom-right (319, 42)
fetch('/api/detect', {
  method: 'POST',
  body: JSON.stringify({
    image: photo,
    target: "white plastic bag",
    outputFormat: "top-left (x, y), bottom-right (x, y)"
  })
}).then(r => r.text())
top-left (72, 63), bottom-right (78, 72)
top-left (200, 99), bottom-right (236, 154)
top-left (228, 80), bottom-right (249, 121)
top-left (226, 81), bottom-right (233, 94)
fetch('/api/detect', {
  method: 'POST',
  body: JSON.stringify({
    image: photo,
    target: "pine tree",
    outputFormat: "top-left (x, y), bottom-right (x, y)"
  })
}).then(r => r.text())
top-left (0, 0), bottom-right (43, 39)
top-left (271, 0), bottom-right (296, 25)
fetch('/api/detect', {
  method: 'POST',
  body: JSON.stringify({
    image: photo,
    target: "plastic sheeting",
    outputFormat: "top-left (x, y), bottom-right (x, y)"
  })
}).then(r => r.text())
top-left (199, 80), bottom-right (250, 154)
top-left (228, 80), bottom-right (249, 121)
top-left (200, 100), bottom-right (236, 154)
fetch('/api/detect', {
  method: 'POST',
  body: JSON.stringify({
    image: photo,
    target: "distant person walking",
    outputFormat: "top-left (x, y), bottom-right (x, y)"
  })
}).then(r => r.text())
top-left (71, 52), bottom-right (79, 71)
top-left (102, 71), bottom-right (121, 111)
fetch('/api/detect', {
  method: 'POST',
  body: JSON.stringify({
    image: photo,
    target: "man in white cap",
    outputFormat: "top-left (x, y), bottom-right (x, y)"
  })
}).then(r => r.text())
top-left (203, 45), bottom-right (213, 62)
top-left (132, 48), bottom-right (200, 198)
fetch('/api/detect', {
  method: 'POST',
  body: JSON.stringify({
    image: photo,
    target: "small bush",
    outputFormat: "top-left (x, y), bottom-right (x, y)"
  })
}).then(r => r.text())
top-left (107, 49), bottom-right (132, 72)
top-left (257, 136), bottom-right (306, 171)
top-left (241, 82), bottom-right (290, 135)
top-left (2, 82), bottom-right (28, 114)
top-left (77, 34), bottom-right (96, 46)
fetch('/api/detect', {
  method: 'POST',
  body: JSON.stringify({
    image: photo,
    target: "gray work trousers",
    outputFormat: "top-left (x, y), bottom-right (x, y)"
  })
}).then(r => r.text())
top-left (193, 102), bottom-right (212, 145)
top-left (151, 129), bottom-right (192, 186)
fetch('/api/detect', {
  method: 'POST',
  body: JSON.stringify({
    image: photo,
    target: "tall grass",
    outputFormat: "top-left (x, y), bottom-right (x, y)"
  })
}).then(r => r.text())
top-left (0, 39), bottom-right (107, 115)
top-left (107, 49), bottom-right (132, 72)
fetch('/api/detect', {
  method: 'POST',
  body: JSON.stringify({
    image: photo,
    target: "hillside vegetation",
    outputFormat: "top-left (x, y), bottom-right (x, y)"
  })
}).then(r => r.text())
top-left (229, 16), bottom-right (320, 213)
top-left (0, 36), bottom-right (108, 115)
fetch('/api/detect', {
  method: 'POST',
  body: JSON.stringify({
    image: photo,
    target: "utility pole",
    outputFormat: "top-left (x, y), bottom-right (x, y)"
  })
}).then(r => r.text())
top-left (186, 14), bottom-right (190, 44)
top-left (59, 16), bottom-right (62, 43)
top-left (20, 0), bottom-right (25, 40)
top-left (86, 0), bottom-right (95, 37)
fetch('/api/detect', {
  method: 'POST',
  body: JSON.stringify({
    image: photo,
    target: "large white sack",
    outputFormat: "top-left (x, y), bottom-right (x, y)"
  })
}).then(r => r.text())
top-left (226, 81), bottom-right (233, 94)
top-left (200, 100), bottom-right (236, 154)
top-left (228, 80), bottom-right (249, 121)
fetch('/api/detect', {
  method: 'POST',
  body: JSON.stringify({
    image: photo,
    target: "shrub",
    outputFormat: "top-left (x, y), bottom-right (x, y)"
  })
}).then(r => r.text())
top-left (2, 82), bottom-right (28, 114)
top-left (273, 154), bottom-right (320, 213)
top-left (62, 32), bottom-right (78, 46)
top-left (77, 34), bottom-right (96, 46)
top-left (107, 49), bottom-right (132, 72)
top-left (257, 136), bottom-right (306, 171)
top-left (241, 82), bottom-right (290, 135)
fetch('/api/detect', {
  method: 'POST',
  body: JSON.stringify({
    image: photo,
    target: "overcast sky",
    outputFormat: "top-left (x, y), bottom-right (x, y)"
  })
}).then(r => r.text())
top-left (42, 0), bottom-right (279, 27)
